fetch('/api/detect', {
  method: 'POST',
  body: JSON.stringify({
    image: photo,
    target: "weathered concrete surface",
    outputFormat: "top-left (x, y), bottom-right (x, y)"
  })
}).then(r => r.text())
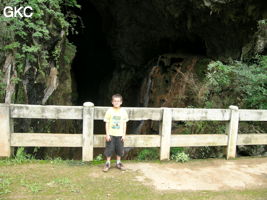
top-left (0, 104), bottom-right (11, 157)
top-left (128, 157), bottom-right (267, 191)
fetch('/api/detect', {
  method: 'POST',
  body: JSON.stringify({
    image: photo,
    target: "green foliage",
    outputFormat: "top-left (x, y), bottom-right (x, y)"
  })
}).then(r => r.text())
top-left (20, 179), bottom-right (42, 193)
top-left (170, 147), bottom-right (190, 162)
top-left (0, 147), bottom-right (34, 166)
top-left (170, 152), bottom-right (190, 163)
top-left (14, 147), bottom-right (33, 163)
top-left (94, 154), bottom-right (103, 161)
top-left (53, 177), bottom-right (71, 185)
top-left (0, 71), bottom-right (6, 99)
top-left (0, 175), bottom-right (11, 195)
top-left (170, 147), bottom-right (184, 156)
top-left (0, 0), bottom-right (80, 103)
top-left (206, 55), bottom-right (267, 109)
top-left (137, 148), bottom-right (159, 160)
top-left (3, 42), bottom-right (20, 50)
top-left (183, 121), bottom-right (226, 135)
top-left (258, 19), bottom-right (266, 25)
top-left (46, 156), bottom-right (64, 164)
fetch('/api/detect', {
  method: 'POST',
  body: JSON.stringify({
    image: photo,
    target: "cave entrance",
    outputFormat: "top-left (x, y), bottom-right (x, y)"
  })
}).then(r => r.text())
top-left (68, 0), bottom-right (115, 106)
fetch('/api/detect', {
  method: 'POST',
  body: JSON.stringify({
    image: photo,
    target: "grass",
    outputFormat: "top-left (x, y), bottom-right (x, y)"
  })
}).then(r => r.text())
top-left (0, 158), bottom-right (267, 200)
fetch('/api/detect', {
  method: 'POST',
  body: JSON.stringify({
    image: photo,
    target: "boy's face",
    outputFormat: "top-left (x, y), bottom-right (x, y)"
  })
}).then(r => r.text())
top-left (112, 97), bottom-right (122, 108)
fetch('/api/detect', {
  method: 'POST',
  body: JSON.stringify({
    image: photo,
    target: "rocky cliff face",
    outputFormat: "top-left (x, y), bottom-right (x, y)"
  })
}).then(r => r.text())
top-left (85, 0), bottom-right (266, 107)
top-left (90, 0), bottom-right (265, 63)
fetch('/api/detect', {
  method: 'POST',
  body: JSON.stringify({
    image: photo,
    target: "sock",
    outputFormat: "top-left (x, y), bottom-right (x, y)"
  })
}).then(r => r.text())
top-left (106, 160), bottom-right (110, 165)
top-left (116, 160), bottom-right (121, 165)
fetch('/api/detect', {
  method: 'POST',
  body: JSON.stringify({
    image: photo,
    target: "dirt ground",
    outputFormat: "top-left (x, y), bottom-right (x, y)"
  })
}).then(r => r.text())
top-left (1, 157), bottom-right (267, 200)
top-left (127, 157), bottom-right (267, 191)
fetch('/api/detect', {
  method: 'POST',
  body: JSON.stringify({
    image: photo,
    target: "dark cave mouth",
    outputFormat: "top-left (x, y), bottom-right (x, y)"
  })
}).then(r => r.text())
top-left (68, 0), bottom-right (116, 105)
top-left (68, 0), bottom-right (208, 106)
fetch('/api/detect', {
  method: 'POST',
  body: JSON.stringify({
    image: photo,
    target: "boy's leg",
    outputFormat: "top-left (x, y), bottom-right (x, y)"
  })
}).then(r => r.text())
top-left (103, 156), bottom-right (111, 172)
top-left (104, 136), bottom-right (115, 158)
top-left (115, 136), bottom-right (126, 170)
top-left (106, 156), bottom-right (111, 165)
top-left (116, 155), bottom-right (121, 163)
top-left (103, 136), bottom-right (115, 172)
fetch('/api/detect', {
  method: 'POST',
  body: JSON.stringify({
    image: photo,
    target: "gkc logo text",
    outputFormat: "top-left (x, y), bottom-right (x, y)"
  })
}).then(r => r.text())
top-left (3, 6), bottom-right (33, 18)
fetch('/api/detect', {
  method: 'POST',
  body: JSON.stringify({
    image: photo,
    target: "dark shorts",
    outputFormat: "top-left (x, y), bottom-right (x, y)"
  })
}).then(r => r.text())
top-left (104, 136), bottom-right (124, 157)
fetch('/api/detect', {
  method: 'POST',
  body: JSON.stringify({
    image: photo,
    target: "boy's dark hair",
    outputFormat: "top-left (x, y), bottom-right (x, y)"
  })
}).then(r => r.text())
top-left (112, 93), bottom-right (123, 101)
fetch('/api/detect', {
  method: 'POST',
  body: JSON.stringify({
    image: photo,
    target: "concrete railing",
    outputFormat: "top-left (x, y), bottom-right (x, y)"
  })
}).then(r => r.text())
top-left (0, 103), bottom-right (267, 161)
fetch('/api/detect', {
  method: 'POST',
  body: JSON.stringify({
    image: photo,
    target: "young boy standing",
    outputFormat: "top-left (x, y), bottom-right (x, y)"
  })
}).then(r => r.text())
top-left (103, 94), bottom-right (129, 172)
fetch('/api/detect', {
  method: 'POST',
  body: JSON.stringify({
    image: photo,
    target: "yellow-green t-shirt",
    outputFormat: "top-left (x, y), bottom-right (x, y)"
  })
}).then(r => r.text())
top-left (103, 107), bottom-right (129, 136)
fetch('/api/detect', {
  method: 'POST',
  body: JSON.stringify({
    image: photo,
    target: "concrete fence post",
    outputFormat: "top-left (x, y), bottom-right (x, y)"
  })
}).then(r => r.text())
top-left (160, 107), bottom-right (172, 160)
top-left (0, 104), bottom-right (11, 157)
top-left (226, 105), bottom-right (239, 159)
top-left (82, 102), bottom-right (94, 161)
top-left (10, 118), bottom-right (15, 156)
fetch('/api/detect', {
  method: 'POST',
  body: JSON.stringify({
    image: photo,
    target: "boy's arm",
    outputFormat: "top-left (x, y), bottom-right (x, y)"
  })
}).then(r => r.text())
top-left (105, 122), bottom-right (111, 141)
top-left (121, 122), bottom-right (127, 141)
top-left (121, 109), bottom-right (128, 142)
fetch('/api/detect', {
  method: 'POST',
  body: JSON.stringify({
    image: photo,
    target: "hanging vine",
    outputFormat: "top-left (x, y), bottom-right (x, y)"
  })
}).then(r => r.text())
top-left (0, 0), bottom-right (80, 103)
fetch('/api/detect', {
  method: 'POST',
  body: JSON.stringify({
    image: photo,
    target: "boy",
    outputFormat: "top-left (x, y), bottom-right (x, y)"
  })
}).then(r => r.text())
top-left (103, 94), bottom-right (129, 172)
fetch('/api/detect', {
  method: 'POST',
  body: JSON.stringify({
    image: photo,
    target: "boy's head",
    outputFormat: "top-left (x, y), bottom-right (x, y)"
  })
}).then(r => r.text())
top-left (111, 94), bottom-right (123, 108)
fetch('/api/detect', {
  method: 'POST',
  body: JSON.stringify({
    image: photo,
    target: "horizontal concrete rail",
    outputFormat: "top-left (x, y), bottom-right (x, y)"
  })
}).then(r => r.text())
top-left (11, 133), bottom-right (83, 147)
top-left (10, 104), bottom-right (162, 120)
top-left (94, 107), bottom-right (162, 120)
top-left (10, 134), bottom-right (161, 148)
top-left (10, 104), bottom-right (267, 121)
top-left (10, 133), bottom-right (267, 147)
top-left (0, 103), bottom-right (266, 161)
top-left (10, 104), bottom-right (84, 119)
top-left (171, 134), bottom-right (228, 146)
top-left (239, 110), bottom-right (267, 121)
top-left (172, 108), bottom-right (230, 121)
top-left (237, 134), bottom-right (267, 145)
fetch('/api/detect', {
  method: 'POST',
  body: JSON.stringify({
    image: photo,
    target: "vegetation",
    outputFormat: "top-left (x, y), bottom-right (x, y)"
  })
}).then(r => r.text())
top-left (171, 152), bottom-right (190, 163)
top-left (169, 55), bottom-right (267, 159)
top-left (206, 55), bottom-right (267, 109)
top-left (137, 148), bottom-right (159, 160)
top-left (94, 154), bottom-right (103, 161)
top-left (0, 0), bottom-right (80, 102)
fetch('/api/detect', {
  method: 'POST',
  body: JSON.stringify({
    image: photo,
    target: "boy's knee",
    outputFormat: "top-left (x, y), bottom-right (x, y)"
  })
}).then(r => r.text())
top-left (115, 142), bottom-right (124, 157)
top-left (104, 148), bottom-right (113, 157)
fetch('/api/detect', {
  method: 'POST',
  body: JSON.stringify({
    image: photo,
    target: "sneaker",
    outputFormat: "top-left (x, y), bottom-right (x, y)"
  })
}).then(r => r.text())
top-left (103, 163), bottom-right (110, 172)
top-left (116, 162), bottom-right (126, 171)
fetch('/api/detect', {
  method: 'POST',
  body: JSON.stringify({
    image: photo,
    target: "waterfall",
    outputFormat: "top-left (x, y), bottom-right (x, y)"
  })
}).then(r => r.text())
top-left (125, 57), bottom-right (161, 157)
top-left (134, 60), bottom-right (160, 134)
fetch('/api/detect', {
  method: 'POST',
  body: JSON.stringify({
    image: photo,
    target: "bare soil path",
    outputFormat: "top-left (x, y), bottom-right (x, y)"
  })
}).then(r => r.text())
top-left (127, 157), bottom-right (267, 191)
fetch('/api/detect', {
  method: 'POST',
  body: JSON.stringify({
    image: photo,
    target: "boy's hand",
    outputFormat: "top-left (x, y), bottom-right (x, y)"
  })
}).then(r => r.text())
top-left (106, 135), bottom-right (111, 142)
top-left (121, 136), bottom-right (125, 142)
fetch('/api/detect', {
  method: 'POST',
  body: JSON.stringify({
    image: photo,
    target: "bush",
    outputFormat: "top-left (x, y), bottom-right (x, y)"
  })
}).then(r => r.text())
top-left (171, 152), bottom-right (190, 163)
top-left (170, 147), bottom-right (184, 156)
top-left (137, 148), bottom-right (159, 160)
top-left (206, 55), bottom-right (267, 109)
top-left (14, 147), bottom-right (33, 163)
top-left (95, 154), bottom-right (103, 161)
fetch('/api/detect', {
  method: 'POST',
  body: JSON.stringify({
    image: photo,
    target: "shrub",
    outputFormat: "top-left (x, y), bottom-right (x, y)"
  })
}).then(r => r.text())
top-left (171, 152), bottom-right (190, 163)
top-left (95, 154), bottom-right (103, 161)
top-left (137, 148), bottom-right (159, 160)
top-left (170, 147), bottom-right (184, 156)
top-left (14, 147), bottom-right (33, 163)
top-left (206, 55), bottom-right (267, 109)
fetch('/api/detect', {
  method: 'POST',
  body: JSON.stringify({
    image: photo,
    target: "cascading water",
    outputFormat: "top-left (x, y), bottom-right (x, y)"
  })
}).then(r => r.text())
top-left (134, 58), bottom-right (160, 134)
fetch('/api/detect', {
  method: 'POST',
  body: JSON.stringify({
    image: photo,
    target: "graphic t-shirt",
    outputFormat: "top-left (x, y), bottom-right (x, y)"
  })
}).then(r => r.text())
top-left (103, 107), bottom-right (129, 136)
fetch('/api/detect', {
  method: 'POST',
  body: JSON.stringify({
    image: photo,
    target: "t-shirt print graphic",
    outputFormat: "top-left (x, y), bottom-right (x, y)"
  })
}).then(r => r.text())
top-left (111, 116), bottom-right (121, 129)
